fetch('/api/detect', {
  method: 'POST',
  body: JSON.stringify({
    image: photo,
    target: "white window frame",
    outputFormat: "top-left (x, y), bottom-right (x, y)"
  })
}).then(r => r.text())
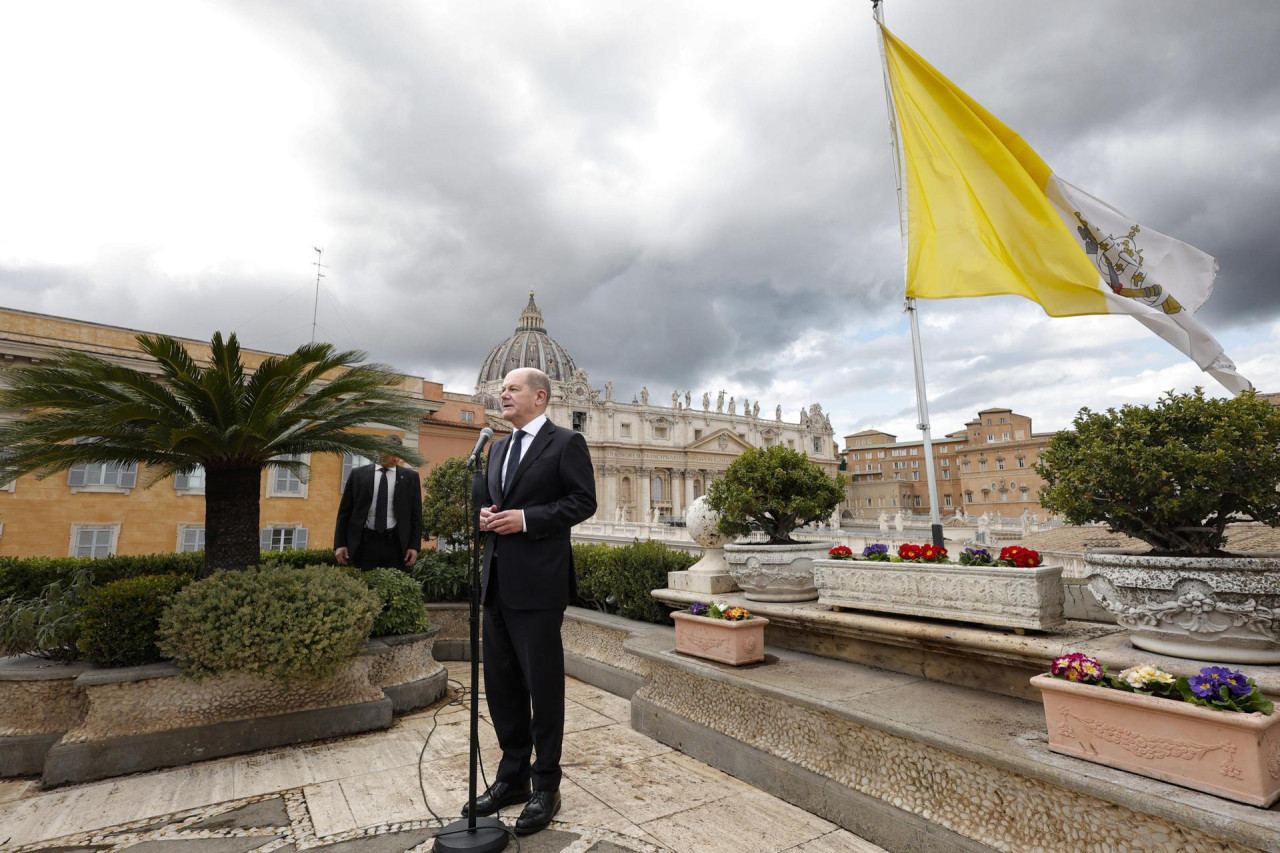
top-left (341, 452), bottom-right (372, 492)
top-left (460, 410), bottom-right (475, 423)
top-left (177, 524), bottom-right (206, 553)
top-left (69, 523), bottom-right (120, 558)
top-left (267, 453), bottom-right (310, 499)
top-left (174, 465), bottom-right (206, 495)
top-left (260, 525), bottom-right (309, 552)
top-left (68, 454), bottom-right (138, 494)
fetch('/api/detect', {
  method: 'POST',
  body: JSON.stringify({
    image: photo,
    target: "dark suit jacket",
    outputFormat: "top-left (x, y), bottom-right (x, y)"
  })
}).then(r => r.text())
top-left (482, 420), bottom-right (596, 610)
top-left (334, 464), bottom-right (423, 556)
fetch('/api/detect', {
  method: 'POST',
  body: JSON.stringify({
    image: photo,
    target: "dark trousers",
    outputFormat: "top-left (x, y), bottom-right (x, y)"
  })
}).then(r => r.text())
top-left (355, 528), bottom-right (403, 570)
top-left (482, 560), bottom-right (566, 792)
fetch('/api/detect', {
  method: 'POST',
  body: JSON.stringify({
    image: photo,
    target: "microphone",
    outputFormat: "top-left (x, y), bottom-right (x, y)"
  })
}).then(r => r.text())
top-left (467, 427), bottom-right (495, 464)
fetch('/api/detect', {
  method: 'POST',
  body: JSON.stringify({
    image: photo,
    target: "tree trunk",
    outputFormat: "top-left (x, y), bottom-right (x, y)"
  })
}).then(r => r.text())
top-left (203, 465), bottom-right (263, 576)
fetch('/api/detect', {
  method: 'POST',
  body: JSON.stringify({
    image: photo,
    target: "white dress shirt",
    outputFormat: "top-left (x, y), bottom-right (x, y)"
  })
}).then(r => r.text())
top-left (501, 414), bottom-right (546, 532)
top-left (365, 465), bottom-right (398, 530)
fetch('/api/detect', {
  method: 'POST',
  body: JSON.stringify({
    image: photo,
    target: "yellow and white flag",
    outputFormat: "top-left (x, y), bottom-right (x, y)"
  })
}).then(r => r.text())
top-left (879, 23), bottom-right (1251, 395)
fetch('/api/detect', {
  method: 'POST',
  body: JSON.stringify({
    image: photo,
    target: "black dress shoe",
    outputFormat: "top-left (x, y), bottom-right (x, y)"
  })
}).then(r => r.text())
top-left (461, 780), bottom-right (531, 818)
top-left (514, 790), bottom-right (561, 836)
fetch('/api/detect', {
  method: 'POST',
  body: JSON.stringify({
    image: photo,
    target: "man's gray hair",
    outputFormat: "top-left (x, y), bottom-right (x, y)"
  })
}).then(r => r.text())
top-left (525, 368), bottom-right (551, 397)
top-left (384, 434), bottom-right (404, 446)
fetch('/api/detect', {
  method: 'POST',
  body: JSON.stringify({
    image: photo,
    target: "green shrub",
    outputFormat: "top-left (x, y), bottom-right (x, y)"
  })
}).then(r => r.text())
top-left (0, 568), bottom-right (94, 660)
top-left (409, 549), bottom-right (470, 602)
top-left (363, 568), bottom-right (430, 637)
top-left (707, 445), bottom-right (845, 543)
top-left (0, 552), bottom-right (204, 601)
top-left (257, 548), bottom-right (341, 569)
top-left (573, 540), bottom-right (696, 624)
top-left (158, 565), bottom-right (379, 682)
top-left (77, 573), bottom-right (190, 667)
top-left (1037, 389), bottom-right (1280, 555)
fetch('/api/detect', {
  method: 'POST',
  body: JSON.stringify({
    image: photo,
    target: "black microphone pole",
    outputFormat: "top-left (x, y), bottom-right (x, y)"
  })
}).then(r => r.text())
top-left (434, 429), bottom-right (507, 853)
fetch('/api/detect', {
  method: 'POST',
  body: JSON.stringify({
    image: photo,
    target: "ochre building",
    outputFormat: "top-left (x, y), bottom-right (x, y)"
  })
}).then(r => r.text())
top-left (0, 308), bottom-right (495, 559)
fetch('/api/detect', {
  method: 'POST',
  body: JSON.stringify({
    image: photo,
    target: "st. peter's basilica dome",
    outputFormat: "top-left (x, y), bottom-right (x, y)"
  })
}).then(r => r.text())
top-left (475, 291), bottom-right (578, 390)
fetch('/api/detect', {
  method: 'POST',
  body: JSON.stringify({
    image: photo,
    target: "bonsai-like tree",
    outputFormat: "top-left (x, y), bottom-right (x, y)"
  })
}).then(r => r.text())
top-left (707, 445), bottom-right (845, 544)
top-left (421, 455), bottom-right (474, 550)
top-left (1036, 388), bottom-right (1280, 556)
top-left (0, 333), bottom-right (423, 575)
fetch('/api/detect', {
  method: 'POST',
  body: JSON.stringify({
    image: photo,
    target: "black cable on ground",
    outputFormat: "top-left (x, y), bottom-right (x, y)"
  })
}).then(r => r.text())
top-left (417, 677), bottom-right (520, 852)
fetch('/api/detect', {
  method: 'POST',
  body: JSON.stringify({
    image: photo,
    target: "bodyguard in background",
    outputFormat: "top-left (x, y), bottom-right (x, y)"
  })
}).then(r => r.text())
top-left (334, 434), bottom-right (422, 569)
top-left (464, 367), bottom-right (596, 835)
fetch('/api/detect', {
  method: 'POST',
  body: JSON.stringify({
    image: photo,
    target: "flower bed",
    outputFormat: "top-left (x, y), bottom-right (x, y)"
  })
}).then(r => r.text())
top-left (1033, 653), bottom-right (1279, 806)
top-left (815, 544), bottom-right (1064, 632)
top-left (671, 601), bottom-right (768, 666)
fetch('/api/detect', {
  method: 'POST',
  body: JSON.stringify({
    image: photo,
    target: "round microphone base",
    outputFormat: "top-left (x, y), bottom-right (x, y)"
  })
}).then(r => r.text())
top-left (433, 817), bottom-right (510, 853)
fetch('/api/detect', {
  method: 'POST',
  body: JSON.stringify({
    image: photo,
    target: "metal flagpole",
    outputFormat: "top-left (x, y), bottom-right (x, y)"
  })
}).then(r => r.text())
top-left (872, 0), bottom-right (944, 547)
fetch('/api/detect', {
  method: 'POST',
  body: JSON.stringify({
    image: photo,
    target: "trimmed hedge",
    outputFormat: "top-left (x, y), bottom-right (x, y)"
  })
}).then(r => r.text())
top-left (573, 540), bottom-right (696, 624)
top-left (0, 548), bottom-right (338, 601)
top-left (363, 568), bottom-right (430, 637)
top-left (159, 565), bottom-right (378, 683)
top-left (77, 573), bottom-right (190, 667)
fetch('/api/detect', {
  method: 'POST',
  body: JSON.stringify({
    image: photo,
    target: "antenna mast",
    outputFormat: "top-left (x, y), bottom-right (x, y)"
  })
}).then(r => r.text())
top-left (311, 247), bottom-right (327, 343)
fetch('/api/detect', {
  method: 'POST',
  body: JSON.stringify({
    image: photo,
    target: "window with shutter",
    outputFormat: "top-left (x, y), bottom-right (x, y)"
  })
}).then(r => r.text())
top-left (175, 466), bottom-right (205, 493)
top-left (178, 526), bottom-right (205, 553)
top-left (71, 524), bottom-right (118, 558)
top-left (341, 453), bottom-right (371, 491)
top-left (268, 454), bottom-right (310, 498)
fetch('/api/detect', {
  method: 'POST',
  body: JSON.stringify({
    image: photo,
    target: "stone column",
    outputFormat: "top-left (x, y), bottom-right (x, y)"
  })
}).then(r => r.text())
top-left (669, 468), bottom-right (684, 517)
top-left (636, 468), bottom-right (652, 522)
top-left (685, 471), bottom-right (697, 508)
top-left (599, 466), bottom-right (617, 522)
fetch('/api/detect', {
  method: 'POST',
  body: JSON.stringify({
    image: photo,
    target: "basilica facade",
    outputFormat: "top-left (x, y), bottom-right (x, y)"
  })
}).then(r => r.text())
top-left (474, 293), bottom-right (839, 522)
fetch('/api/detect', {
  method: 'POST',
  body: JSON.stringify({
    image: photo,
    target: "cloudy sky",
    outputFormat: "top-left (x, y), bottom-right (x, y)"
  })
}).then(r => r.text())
top-left (3, 1), bottom-right (1279, 441)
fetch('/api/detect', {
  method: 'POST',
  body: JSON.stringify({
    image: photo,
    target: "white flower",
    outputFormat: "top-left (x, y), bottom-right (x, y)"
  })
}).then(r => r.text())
top-left (1119, 664), bottom-right (1175, 690)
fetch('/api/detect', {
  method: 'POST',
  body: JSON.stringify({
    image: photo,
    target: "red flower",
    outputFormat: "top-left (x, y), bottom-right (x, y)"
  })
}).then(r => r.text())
top-left (999, 545), bottom-right (1041, 568)
top-left (898, 543), bottom-right (922, 560)
top-left (919, 544), bottom-right (948, 562)
top-left (829, 545), bottom-right (853, 557)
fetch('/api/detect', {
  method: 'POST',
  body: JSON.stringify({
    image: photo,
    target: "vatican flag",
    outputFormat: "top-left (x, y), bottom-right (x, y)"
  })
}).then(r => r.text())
top-left (879, 23), bottom-right (1251, 395)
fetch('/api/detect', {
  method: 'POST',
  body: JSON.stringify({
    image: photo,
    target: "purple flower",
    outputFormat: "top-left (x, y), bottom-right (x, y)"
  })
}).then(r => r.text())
top-left (1223, 669), bottom-right (1253, 697)
top-left (863, 544), bottom-right (888, 557)
top-left (1189, 666), bottom-right (1237, 698)
top-left (689, 601), bottom-right (710, 617)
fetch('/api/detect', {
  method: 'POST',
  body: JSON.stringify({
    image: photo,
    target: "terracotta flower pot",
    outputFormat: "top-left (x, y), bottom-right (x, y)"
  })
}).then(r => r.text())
top-left (1031, 674), bottom-right (1280, 807)
top-left (671, 611), bottom-right (769, 666)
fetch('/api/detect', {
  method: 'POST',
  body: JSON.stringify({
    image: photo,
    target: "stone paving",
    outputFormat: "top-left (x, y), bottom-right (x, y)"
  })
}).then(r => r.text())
top-left (0, 666), bottom-right (885, 853)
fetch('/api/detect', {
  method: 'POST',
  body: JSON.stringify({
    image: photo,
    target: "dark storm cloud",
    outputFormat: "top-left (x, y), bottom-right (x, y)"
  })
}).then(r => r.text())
top-left (4, 0), bottom-right (1278, 438)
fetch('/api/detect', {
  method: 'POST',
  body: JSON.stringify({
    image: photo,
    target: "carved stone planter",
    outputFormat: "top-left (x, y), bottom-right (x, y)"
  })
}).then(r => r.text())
top-left (723, 541), bottom-right (832, 602)
top-left (813, 559), bottom-right (1065, 632)
top-left (1085, 552), bottom-right (1280, 663)
top-left (1032, 674), bottom-right (1280, 807)
top-left (671, 611), bottom-right (768, 666)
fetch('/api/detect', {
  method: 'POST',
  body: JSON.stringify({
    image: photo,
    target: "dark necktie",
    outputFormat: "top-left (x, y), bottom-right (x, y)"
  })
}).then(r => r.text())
top-left (374, 467), bottom-right (390, 532)
top-left (503, 430), bottom-right (525, 497)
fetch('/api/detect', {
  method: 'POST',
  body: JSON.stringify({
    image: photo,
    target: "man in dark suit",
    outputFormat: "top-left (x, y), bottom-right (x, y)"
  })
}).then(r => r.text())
top-left (333, 435), bottom-right (423, 570)
top-left (463, 367), bottom-right (596, 836)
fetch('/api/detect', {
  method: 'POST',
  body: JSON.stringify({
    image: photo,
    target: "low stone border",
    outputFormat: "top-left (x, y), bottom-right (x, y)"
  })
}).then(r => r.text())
top-left (559, 605), bottom-right (1280, 853)
top-left (0, 628), bottom-right (446, 786)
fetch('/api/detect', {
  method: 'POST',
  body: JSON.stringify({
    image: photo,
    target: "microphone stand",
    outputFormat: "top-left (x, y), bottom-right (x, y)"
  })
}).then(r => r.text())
top-left (434, 447), bottom-right (508, 853)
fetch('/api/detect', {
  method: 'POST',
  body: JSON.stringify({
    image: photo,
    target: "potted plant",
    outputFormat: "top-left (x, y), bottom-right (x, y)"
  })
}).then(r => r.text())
top-left (814, 543), bottom-right (1065, 632)
top-left (1031, 652), bottom-right (1279, 807)
top-left (671, 601), bottom-right (769, 666)
top-left (1037, 389), bottom-right (1280, 662)
top-left (706, 446), bottom-right (844, 601)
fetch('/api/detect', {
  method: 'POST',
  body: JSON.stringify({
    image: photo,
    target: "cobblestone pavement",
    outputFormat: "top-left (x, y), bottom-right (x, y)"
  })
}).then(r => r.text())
top-left (1, 669), bottom-right (884, 853)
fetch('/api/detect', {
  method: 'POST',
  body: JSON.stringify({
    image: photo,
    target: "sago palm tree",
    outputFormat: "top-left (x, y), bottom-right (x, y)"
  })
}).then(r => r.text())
top-left (0, 332), bottom-right (424, 575)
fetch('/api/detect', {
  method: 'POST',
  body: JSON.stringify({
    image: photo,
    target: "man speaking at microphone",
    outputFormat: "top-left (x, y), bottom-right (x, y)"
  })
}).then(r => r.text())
top-left (464, 367), bottom-right (596, 835)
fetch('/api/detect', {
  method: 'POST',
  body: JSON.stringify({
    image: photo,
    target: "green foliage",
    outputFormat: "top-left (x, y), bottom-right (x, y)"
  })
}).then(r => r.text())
top-left (409, 549), bottom-right (471, 602)
top-left (0, 568), bottom-right (94, 661)
top-left (706, 445), bottom-right (846, 543)
top-left (77, 573), bottom-right (190, 667)
top-left (158, 565), bottom-right (379, 682)
top-left (0, 552), bottom-right (204, 601)
top-left (257, 548), bottom-right (341, 569)
top-left (362, 568), bottom-right (431, 637)
top-left (1036, 389), bottom-right (1280, 555)
top-left (573, 540), bottom-right (697, 624)
top-left (422, 456), bottom-right (474, 548)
